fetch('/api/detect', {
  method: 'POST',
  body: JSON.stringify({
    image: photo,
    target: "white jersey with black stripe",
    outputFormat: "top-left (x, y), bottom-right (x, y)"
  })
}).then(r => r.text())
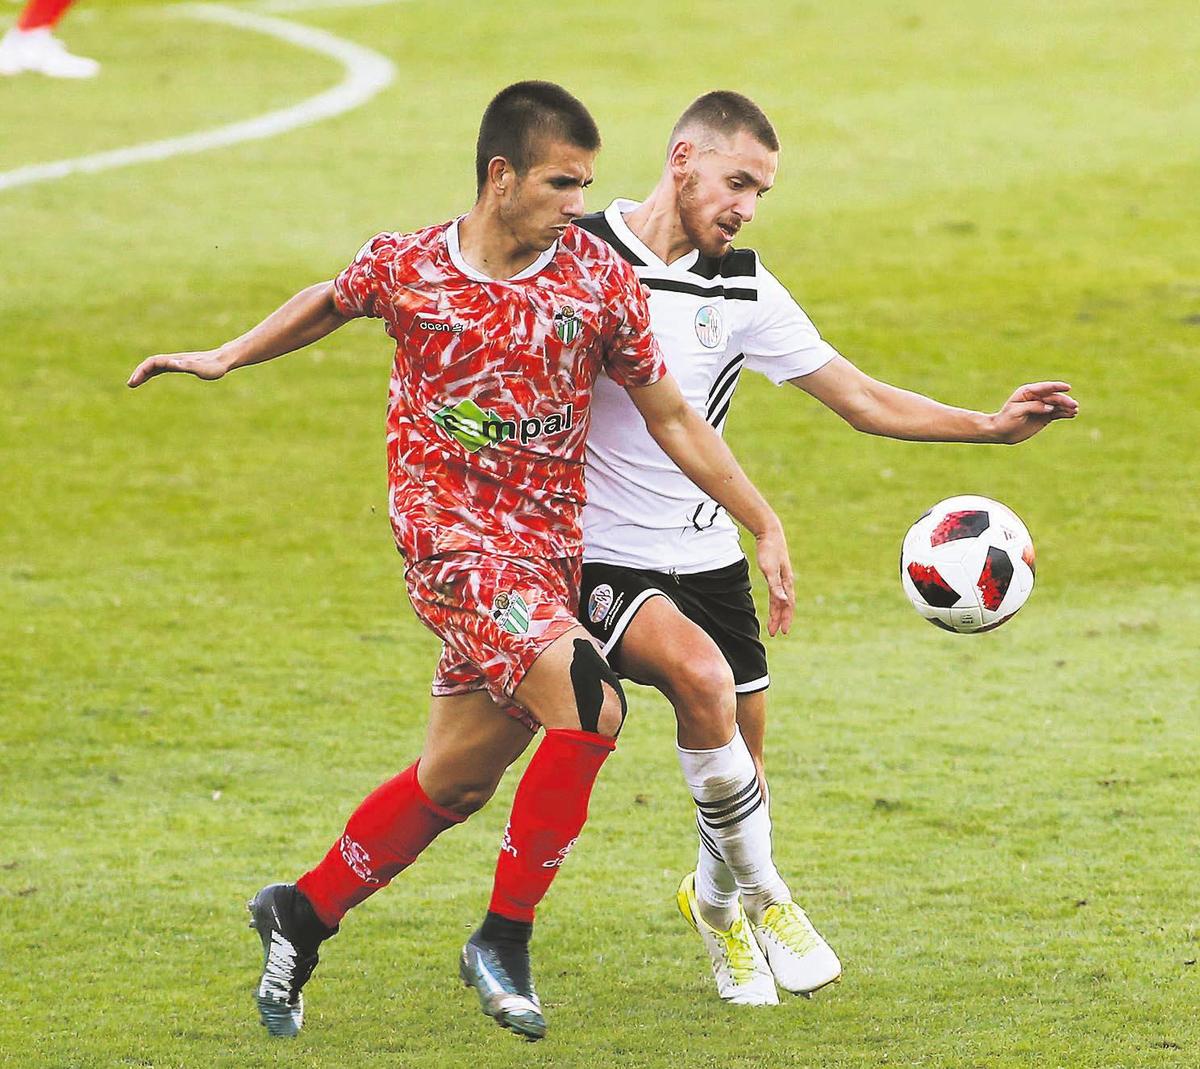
top-left (579, 199), bottom-right (839, 574)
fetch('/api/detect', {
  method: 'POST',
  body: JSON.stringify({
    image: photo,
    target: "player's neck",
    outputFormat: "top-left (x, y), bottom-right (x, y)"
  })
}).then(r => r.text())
top-left (623, 186), bottom-right (695, 265)
top-left (456, 205), bottom-right (546, 280)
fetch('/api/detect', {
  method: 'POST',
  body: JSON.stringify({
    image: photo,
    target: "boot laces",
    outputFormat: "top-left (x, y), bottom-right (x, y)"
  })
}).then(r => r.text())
top-left (763, 901), bottom-right (819, 956)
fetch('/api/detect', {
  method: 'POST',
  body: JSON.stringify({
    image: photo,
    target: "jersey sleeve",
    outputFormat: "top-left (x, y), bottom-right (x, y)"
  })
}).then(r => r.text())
top-left (332, 233), bottom-right (400, 319)
top-left (599, 255), bottom-right (667, 388)
top-left (742, 263), bottom-right (839, 385)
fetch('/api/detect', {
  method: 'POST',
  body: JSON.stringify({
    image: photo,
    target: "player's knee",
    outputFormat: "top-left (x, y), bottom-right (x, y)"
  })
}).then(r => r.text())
top-left (671, 653), bottom-right (735, 713)
top-left (594, 686), bottom-right (626, 738)
top-left (570, 638), bottom-right (627, 739)
top-left (437, 777), bottom-right (501, 816)
top-left (664, 653), bottom-right (735, 738)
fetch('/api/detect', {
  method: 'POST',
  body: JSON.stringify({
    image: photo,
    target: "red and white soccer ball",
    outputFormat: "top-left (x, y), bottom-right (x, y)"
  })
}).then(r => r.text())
top-left (900, 495), bottom-right (1036, 633)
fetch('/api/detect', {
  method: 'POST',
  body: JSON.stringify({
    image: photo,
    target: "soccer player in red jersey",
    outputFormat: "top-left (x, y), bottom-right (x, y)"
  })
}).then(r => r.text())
top-left (127, 82), bottom-right (795, 1042)
top-left (0, 0), bottom-right (98, 78)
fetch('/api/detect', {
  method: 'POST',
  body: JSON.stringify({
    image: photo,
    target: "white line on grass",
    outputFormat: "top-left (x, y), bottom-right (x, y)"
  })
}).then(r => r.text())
top-left (0, 3), bottom-right (396, 194)
top-left (250, 0), bottom-right (406, 13)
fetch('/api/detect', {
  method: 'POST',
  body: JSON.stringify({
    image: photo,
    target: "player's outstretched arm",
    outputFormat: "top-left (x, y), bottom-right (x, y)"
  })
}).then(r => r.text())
top-left (625, 374), bottom-right (795, 636)
top-left (791, 355), bottom-right (1078, 444)
top-left (127, 281), bottom-right (348, 388)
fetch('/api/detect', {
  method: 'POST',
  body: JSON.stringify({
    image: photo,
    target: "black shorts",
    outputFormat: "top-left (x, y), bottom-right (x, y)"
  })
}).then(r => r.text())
top-left (579, 558), bottom-right (769, 694)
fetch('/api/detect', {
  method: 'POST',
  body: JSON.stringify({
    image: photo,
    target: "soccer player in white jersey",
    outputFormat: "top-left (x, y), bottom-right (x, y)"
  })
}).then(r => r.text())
top-left (573, 91), bottom-right (1078, 1005)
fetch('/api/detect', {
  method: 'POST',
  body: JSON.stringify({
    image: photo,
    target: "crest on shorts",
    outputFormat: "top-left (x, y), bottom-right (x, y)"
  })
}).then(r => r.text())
top-left (694, 304), bottom-right (723, 348)
top-left (587, 584), bottom-right (614, 624)
top-left (490, 590), bottom-right (530, 635)
top-left (553, 305), bottom-right (581, 344)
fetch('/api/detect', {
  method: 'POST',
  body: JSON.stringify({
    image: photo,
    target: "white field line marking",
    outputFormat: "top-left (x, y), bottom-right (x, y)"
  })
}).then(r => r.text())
top-left (0, 3), bottom-right (396, 194)
top-left (250, 0), bottom-right (406, 13)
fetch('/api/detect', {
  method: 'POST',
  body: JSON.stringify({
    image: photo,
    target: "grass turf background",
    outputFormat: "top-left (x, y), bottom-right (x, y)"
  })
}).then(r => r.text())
top-left (1, 0), bottom-right (1197, 1065)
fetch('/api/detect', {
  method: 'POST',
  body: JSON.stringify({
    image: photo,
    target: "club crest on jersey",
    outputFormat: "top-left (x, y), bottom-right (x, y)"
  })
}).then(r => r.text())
top-left (694, 304), bottom-right (724, 348)
top-left (587, 583), bottom-right (614, 624)
top-left (553, 305), bottom-right (581, 344)
top-left (490, 590), bottom-right (530, 635)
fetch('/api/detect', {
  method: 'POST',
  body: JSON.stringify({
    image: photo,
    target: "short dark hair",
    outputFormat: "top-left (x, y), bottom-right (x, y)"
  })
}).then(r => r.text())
top-left (475, 81), bottom-right (601, 193)
top-left (671, 91), bottom-right (779, 153)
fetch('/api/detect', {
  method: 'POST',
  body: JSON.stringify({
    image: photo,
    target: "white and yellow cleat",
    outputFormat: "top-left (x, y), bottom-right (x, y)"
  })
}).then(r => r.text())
top-left (752, 900), bottom-right (842, 996)
top-left (676, 872), bottom-right (778, 1006)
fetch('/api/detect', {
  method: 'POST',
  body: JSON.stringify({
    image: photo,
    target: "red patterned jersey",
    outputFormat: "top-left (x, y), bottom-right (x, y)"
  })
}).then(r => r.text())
top-left (333, 220), bottom-right (665, 563)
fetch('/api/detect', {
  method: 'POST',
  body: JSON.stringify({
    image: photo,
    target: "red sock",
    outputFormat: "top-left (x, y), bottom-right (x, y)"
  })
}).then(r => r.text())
top-left (488, 728), bottom-right (616, 923)
top-left (17, 0), bottom-right (75, 31)
top-left (296, 762), bottom-right (464, 928)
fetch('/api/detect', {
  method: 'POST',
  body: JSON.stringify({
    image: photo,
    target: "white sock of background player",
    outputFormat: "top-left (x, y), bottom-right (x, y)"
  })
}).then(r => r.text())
top-left (678, 727), bottom-right (791, 929)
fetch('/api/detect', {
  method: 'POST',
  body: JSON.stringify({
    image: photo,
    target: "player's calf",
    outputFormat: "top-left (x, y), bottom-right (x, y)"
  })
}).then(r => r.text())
top-left (295, 763), bottom-right (467, 928)
top-left (465, 634), bottom-right (625, 1038)
top-left (679, 726), bottom-right (790, 928)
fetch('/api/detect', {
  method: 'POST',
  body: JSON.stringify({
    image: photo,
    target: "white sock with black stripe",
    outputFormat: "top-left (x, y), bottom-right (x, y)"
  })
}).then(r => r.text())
top-left (678, 728), bottom-right (790, 929)
top-left (694, 819), bottom-right (740, 930)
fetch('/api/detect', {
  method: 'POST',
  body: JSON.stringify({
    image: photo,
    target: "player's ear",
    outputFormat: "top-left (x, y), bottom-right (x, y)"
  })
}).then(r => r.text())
top-left (667, 138), bottom-right (692, 180)
top-left (486, 156), bottom-right (514, 198)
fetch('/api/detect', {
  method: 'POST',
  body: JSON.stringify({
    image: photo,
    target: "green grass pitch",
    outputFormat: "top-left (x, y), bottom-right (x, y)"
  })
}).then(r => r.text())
top-left (2, 1), bottom-right (1198, 1065)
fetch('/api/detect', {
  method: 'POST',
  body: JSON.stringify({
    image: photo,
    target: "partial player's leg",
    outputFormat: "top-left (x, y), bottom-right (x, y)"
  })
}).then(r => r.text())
top-left (674, 560), bottom-right (840, 996)
top-left (734, 690), bottom-right (841, 996)
top-left (396, 553), bottom-right (625, 1040)
top-left (580, 563), bottom-right (777, 916)
top-left (617, 594), bottom-right (787, 924)
top-left (418, 692), bottom-right (536, 812)
top-left (249, 690), bottom-right (525, 1037)
top-left (586, 559), bottom-right (839, 998)
top-left (0, 0), bottom-right (99, 78)
top-left (460, 623), bottom-right (627, 1040)
top-left (298, 691), bottom-right (532, 925)
top-left (734, 687), bottom-right (767, 792)
top-left (612, 594), bottom-right (777, 1005)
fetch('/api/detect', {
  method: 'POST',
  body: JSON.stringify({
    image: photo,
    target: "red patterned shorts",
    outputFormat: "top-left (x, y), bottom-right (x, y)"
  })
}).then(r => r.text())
top-left (404, 553), bottom-right (583, 729)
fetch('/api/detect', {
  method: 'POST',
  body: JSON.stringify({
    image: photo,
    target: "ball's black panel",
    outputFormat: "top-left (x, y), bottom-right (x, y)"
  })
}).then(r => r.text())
top-left (907, 562), bottom-right (960, 608)
top-left (930, 509), bottom-right (990, 547)
top-left (928, 617), bottom-right (959, 632)
top-left (977, 545), bottom-right (1014, 611)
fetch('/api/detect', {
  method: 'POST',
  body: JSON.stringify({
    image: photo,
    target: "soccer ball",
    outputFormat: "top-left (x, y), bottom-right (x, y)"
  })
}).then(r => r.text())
top-left (900, 495), bottom-right (1036, 633)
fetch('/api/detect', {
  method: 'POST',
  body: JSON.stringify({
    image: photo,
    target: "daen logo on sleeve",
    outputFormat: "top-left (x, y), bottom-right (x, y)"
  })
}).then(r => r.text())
top-left (417, 317), bottom-right (465, 334)
top-left (490, 590), bottom-right (530, 635)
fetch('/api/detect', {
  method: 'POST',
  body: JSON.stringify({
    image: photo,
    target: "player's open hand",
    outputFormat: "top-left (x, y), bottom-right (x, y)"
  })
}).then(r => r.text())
top-left (127, 350), bottom-right (228, 388)
top-left (992, 381), bottom-right (1078, 443)
top-left (754, 523), bottom-right (795, 637)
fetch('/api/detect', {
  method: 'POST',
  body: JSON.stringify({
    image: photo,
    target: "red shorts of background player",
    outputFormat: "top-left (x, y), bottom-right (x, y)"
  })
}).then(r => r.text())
top-left (405, 553), bottom-right (583, 731)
